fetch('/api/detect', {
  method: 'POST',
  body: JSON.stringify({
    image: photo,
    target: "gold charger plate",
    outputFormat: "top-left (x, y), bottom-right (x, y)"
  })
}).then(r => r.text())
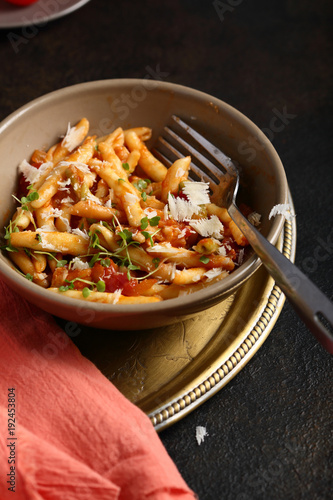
top-left (69, 210), bottom-right (296, 432)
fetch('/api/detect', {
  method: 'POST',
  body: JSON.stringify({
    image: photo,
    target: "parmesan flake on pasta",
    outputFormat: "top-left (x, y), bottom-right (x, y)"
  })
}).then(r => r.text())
top-left (61, 196), bottom-right (74, 205)
top-left (167, 193), bottom-right (201, 222)
top-left (19, 160), bottom-right (53, 185)
top-left (71, 228), bottom-right (89, 239)
top-left (111, 289), bottom-right (122, 304)
top-left (71, 257), bottom-right (90, 270)
top-left (57, 178), bottom-right (71, 191)
top-left (62, 123), bottom-right (84, 152)
top-left (182, 181), bottom-right (210, 205)
top-left (189, 215), bottom-right (224, 239)
top-left (204, 268), bottom-right (224, 281)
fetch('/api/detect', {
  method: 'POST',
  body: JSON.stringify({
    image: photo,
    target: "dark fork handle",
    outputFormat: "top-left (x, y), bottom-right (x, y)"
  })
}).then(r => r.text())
top-left (229, 203), bottom-right (333, 353)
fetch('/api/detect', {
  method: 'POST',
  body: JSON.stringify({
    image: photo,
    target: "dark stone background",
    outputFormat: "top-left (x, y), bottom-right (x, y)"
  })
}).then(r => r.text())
top-left (1, 1), bottom-right (332, 498)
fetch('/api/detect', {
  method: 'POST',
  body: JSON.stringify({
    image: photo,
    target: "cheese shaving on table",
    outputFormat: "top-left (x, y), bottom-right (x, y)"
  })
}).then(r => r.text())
top-left (182, 181), bottom-right (211, 205)
top-left (269, 203), bottom-right (295, 221)
top-left (189, 215), bottom-right (224, 239)
top-left (196, 426), bottom-right (208, 445)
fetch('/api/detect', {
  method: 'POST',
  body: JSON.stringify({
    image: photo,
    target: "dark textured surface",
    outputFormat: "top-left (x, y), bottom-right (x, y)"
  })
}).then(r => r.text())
top-left (1, 1), bottom-right (332, 498)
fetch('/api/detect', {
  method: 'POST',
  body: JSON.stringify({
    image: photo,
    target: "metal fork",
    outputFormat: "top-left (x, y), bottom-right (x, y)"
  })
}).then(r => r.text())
top-left (153, 115), bottom-right (333, 354)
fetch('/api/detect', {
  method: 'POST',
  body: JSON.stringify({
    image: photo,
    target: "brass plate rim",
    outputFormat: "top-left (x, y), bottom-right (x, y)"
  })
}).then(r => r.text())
top-left (149, 203), bottom-right (296, 431)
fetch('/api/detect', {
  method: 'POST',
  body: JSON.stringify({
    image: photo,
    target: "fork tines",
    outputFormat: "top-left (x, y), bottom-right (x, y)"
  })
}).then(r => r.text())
top-left (153, 115), bottom-right (237, 186)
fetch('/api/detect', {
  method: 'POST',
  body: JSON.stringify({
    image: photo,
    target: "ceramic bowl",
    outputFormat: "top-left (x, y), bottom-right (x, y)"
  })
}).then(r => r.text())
top-left (0, 79), bottom-right (288, 329)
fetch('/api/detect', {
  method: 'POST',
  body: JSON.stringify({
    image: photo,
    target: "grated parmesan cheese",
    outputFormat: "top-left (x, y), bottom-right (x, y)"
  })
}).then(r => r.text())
top-left (37, 233), bottom-right (60, 252)
top-left (71, 228), bottom-right (89, 239)
top-left (144, 208), bottom-right (158, 218)
top-left (196, 426), bottom-right (208, 445)
top-left (167, 193), bottom-right (201, 222)
top-left (57, 178), bottom-right (71, 191)
top-left (248, 211), bottom-right (261, 226)
top-left (86, 191), bottom-right (102, 205)
top-left (111, 289), bottom-right (122, 304)
top-left (189, 215), bottom-right (224, 239)
top-left (124, 193), bottom-right (139, 206)
top-left (182, 181), bottom-right (210, 205)
top-left (42, 207), bottom-right (63, 219)
top-left (71, 257), bottom-right (90, 270)
top-left (19, 160), bottom-right (52, 185)
top-left (61, 196), bottom-right (74, 205)
top-left (163, 204), bottom-right (169, 220)
top-left (204, 268), bottom-right (223, 281)
top-left (269, 203), bottom-right (295, 221)
top-left (38, 225), bottom-right (55, 232)
top-left (62, 123), bottom-right (83, 152)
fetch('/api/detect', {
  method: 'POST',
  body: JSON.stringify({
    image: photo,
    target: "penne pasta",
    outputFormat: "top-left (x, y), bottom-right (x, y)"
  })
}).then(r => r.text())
top-left (2, 119), bottom-right (256, 304)
top-left (10, 231), bottom-right (90, 256)
top-left (160, 156), bottom-right (191, 203)
top-left (124, 130), bottom-right (168, 181)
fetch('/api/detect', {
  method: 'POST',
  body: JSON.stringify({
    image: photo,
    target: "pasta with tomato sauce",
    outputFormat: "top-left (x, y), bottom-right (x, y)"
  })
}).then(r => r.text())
top-left (1, 119), bottom-right (260, 304)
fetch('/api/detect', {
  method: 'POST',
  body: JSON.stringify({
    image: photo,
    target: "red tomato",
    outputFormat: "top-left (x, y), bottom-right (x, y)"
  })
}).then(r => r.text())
top-left (4, 0), bottom-right (39, 5)
top-left (92, 262), bottom-right (129, 294)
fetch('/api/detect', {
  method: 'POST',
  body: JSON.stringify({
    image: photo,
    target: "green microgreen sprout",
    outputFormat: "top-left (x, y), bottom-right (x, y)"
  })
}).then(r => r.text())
top-left (149, 216), bottom-right (160, 227)
top-left (140, 215), bottom-right (160, 231)
top-left (122, 162), bottom-right (130, 171)
top-left (141, 231), bottom-right (153, 247)
top-left (12, 190), bottom-right (39, 212)
top-left (34, 250), bottom-right (68, 268)
top-left (140, 217), bottom-right (149, 230)
top-left (59, 277), bottom-right (106, 296)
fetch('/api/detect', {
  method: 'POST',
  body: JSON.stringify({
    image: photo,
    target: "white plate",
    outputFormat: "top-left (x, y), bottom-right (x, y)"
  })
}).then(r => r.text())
top-left (0, 0), bottom-right (91, 29)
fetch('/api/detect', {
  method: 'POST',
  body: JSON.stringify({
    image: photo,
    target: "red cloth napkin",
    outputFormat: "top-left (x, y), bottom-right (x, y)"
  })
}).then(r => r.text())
top-left (0, 279), bottom-right (196, 500)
